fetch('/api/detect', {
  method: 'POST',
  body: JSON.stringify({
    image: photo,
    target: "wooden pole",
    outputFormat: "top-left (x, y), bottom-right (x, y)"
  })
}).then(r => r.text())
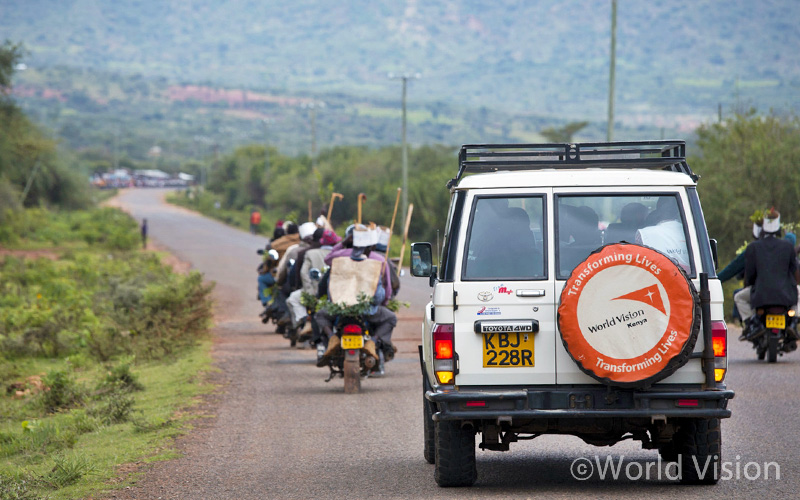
top-left (396, 203), bottom-right (414, 277)
top-left (327, 192), bottom-right (343, 221)
top-left (357, 193), bottom-right (366, 224)
top-left (389, 187), bottom-right (401, 237)
top-left (382, 188), bottom-right (402, 267)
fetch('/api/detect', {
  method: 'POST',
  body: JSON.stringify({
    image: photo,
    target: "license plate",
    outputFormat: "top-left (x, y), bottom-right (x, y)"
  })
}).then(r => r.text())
top-left (341, 335), bottom-right (364, 349)
top-left (483, 332), bottom-right (535, 368)
top-left (766, 314), bottom-right (785, 329)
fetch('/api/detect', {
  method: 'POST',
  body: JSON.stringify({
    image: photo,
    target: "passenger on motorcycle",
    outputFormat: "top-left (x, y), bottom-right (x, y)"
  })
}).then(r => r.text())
top-left (719, 217), bottom-right (764, 323)
top-left (371, 226), bottom-right (401, 298)
top-left (315, 225), bottom-right (397, 368)
top-left (738, 208), bottom-right (800, 341)
top-left (285, 228), bottom-right (340, 342)
top-left (273, 222), bottom-right (317, 330)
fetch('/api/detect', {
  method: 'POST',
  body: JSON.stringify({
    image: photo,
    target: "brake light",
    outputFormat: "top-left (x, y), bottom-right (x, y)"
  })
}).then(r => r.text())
top-left (343, 324), bottom-right (362, 335)
top-left (711, 320), bottom-right (727, 382)
top-left (432, 324), bottom-right (455, 385)
top-left (435, 338), bottom-right (453, 359)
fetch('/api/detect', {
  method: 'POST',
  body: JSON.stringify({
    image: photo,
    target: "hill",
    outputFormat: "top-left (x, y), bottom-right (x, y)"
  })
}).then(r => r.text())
top-left (3, 0), bottom-right (799, 164)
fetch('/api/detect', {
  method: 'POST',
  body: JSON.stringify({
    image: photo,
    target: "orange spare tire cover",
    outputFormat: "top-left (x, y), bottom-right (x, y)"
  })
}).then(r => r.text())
top-left (558, 243), bottom-right (699, 388)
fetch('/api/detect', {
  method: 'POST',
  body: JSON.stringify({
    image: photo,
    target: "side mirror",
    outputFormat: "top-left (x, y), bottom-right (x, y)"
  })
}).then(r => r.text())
top-left (257, 249), bottom-right (265, 255)
top-left (309, 268), bottom-right (322, 281)
top-left (410, 242), bottom-right (434, 278)
top-left (709, 238), bottom-right (719, 270)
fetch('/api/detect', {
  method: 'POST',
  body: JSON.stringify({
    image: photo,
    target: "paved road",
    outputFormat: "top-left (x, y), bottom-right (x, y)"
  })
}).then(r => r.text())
top-left (109, 188), bottom-right (799, 499)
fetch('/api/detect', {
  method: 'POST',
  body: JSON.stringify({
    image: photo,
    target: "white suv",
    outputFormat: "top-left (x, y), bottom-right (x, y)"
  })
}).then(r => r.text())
top-left (411, 141), bottom-right (733, 487)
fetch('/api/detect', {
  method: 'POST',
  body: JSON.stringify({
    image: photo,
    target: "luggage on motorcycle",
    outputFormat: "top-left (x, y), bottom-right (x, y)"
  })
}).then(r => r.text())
top-left (328, 257), bottom-right (382, 305)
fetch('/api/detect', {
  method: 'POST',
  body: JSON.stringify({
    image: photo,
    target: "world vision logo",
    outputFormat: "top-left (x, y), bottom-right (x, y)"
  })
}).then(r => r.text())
top-left (613, 284), bottom-right (666, 315)
top-left (558, 244), bottom-right (696, 385)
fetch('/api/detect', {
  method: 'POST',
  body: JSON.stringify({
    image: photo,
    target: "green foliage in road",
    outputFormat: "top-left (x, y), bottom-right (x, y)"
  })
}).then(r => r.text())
top-left (0, 206), bottom-right (215, 499)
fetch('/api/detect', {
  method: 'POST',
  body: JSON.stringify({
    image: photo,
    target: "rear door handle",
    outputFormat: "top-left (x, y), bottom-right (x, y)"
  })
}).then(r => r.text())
top-left (516, 289), bottom-right (545, 297)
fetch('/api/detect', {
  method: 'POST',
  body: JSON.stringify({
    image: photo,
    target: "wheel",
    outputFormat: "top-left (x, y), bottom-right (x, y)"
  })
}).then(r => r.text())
top-left (756, 338), bottom-right (767, 360)
top-left (673, 418), bottom-right (721, 484)
top-left (423, 396), bottom-right (436, 464)
top-left (767, 334), bottom-right (779, 363)
top-left (343, 349), bottom-right (360, 394)
top-left (434, 420), bottom-right (476, 487)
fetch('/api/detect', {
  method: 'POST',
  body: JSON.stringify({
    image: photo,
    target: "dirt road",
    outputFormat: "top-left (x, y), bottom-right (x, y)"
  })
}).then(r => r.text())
top-left (107, 188), bottom-right (800, 500)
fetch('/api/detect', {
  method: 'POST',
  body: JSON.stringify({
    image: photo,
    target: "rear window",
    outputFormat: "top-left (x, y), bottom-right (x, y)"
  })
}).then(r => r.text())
top-left (556, 194), bottom-right (693, 279)
top-left (463, 196), bottom-right (546, 280)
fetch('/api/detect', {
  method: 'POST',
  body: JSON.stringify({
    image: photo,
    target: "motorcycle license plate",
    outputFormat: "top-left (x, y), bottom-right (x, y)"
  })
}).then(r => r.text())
top-left (766, 314), bottom-right (785, 329)
top-left (483, 332), bottom-right (535, 368)
top-left (341, 335), bottom-right (364, 349)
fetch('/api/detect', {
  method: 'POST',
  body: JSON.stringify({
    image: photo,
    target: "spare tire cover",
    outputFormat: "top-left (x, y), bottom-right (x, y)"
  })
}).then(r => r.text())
top-left (558, 243), bottom-right (700, 388)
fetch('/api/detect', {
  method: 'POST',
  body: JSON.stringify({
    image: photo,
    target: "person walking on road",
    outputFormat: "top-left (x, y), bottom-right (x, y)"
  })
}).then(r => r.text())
top-left (250, 209), bottom-right (262, 234)
top-left (141, 218), bottom-right (148, 249)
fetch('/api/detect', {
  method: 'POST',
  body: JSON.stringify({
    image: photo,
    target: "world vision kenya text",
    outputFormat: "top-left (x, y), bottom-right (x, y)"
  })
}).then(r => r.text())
top-left (566, 252), bottom-right (662, 297)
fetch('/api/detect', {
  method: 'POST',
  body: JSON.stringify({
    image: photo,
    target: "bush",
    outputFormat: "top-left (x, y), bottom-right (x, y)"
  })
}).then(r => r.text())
top-left (39, 370), bottom-right (84, 414)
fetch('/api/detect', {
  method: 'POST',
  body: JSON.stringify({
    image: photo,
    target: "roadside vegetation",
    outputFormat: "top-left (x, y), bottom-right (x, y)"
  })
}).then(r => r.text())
top-left (0, 207), bottom-right (215, 500)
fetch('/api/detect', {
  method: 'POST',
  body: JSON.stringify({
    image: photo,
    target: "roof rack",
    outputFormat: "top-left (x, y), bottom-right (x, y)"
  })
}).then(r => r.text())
top-left (447, 140), bottom-right (696, 188)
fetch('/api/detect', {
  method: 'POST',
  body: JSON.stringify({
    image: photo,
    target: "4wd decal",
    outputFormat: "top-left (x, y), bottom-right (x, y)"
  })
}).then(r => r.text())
top-left (558, 243), bottom-right (699, 386)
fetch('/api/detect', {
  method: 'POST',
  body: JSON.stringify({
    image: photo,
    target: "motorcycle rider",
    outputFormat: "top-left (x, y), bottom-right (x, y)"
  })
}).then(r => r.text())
top-left (738, 208), bottom-right (800, 343)
top-left (315, 225), bottom-right (397, 369)
top-left (273, 222), bottom-right (317, 332)
top-left (285, 228), bottom-right (340, 344)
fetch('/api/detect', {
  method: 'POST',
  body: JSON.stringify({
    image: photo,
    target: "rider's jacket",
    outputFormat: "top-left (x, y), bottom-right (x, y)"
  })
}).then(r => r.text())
top-left (744, 234), bottom-right (799, 309)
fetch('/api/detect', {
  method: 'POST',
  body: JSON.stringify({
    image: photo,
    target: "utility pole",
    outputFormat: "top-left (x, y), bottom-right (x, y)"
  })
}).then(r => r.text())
top-left (389, 72), bottom-right (420, 227)
top-left (607, 0), bottom-right (617, 142)
top-left (262, 118), bottom-right (273, 170)
top-left (302, 102), bottom-right (324, 168)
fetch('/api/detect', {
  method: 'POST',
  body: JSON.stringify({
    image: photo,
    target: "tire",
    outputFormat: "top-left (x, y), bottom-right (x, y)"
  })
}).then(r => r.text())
top-left (558, 243), bottom-right (700, 388)
top-left (423, 396), bottom-right (436, 464)
top-left (343, 350), bottom-right (360, 394)
top-left (674, 418), bottom-right (721, 485)
top-left (767, 334), bottom-right (779, 363)
top-left (434, 420), bottom-right (477, 487)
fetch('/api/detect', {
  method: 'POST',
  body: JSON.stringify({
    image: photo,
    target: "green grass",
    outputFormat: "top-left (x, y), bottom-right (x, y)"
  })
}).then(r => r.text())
top-left (0, 342), bottom-right (215, 500)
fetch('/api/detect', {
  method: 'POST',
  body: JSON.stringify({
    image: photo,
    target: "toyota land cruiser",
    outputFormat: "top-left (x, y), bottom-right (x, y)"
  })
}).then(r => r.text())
top-left (411, 141), bottom-right (734, 486)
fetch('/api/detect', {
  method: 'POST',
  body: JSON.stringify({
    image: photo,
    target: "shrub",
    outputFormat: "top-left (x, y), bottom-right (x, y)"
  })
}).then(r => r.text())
top-left (39, 370), bottom-right (84, 414)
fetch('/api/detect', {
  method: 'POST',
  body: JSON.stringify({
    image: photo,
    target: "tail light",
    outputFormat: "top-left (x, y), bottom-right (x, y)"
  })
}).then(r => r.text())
top-left (711, 320), bottom-right (727, 382)
top-left (432, 324), bottom-right (455, 385)
top-left (343, 324), bottom-right (362, 335)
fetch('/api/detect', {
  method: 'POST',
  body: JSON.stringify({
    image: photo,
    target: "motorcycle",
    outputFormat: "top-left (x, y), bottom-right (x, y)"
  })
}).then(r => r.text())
top-left (748, 305), bottom-right (799, 362)
top-left (318, 315), bottom-right (392, 393)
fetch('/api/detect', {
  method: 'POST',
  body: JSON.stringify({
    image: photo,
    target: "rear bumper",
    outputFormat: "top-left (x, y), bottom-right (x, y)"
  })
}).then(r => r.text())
top-left (426, 386), bottom-right (734, 421)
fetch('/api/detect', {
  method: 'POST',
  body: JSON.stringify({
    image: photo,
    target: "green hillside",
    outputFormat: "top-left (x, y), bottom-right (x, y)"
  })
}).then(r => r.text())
top-left (6, 0), bottom-right (798, 118)
top-left (3, 0), bottom-right (798, 166)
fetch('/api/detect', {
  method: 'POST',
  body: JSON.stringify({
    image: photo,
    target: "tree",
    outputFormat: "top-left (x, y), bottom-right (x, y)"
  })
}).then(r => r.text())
top-left (0, 40), bottom-right (23, 95)
top-left (691, 109), bottom-right (800, 262)
top-left (0, 40), bottom-right (91, 210)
